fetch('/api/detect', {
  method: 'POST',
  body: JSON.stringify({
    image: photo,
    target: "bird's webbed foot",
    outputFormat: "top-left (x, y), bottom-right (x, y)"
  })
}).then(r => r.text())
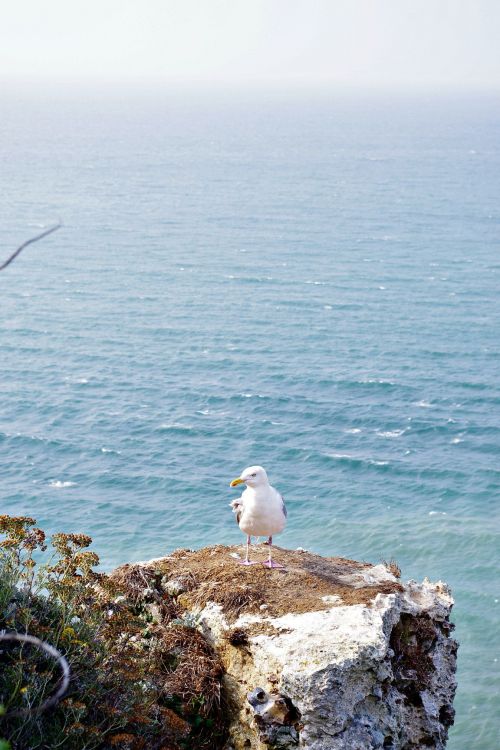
top-left (262, 560), bottom-right (285, 569)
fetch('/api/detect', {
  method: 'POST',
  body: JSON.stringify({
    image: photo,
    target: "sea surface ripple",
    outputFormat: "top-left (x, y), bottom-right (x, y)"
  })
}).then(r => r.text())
top-left (0, 89), bottom-right (499, 748)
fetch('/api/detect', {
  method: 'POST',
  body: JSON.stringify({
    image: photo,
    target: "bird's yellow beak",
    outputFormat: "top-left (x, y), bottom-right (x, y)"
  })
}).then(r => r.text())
top-left (230, 477), bottom-right (244, 487)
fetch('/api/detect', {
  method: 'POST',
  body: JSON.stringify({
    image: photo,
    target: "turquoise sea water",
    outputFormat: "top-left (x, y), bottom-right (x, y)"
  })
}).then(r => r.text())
top-left (0, 88), bottom-right (499, 748)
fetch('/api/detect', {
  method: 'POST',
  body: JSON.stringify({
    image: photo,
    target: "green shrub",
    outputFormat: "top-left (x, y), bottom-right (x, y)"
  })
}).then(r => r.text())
top-left (0, 516), bottom-right (225, 750)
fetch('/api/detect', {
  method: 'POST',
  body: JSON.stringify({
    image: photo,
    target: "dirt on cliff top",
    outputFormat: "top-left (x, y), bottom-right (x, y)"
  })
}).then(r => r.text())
top-left (111, 544), bottom-right (403, 623)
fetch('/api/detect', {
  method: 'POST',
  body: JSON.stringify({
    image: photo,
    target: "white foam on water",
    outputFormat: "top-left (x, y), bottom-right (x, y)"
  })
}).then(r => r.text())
top-left (49, 480), bottom-right (77, 488)
top-left (345, 428), bottom-right (362, 434)
top-left (376, 429), bottom-right (406, 438)
top-left (360, 378), bottom-right (396, 385)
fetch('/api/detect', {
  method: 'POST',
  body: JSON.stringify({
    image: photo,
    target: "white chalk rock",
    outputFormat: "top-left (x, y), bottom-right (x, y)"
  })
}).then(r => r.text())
top-left (128, 544), bottom-right (457, 749)
top-left (191, 549), bottom-right (457, 750)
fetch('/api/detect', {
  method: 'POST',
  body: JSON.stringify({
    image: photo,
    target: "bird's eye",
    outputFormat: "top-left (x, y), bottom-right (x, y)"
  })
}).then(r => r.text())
top-left (252, 473), bottom-right (257, 477)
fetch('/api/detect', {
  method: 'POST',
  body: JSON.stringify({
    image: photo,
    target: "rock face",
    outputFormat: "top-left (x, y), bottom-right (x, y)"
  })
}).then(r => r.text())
top-left (114, 544), bottom-right (457, 750)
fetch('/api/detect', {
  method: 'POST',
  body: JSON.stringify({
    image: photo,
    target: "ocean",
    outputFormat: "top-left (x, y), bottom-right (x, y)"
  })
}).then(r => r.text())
top-left (0, 86), bottom-right (498, 748)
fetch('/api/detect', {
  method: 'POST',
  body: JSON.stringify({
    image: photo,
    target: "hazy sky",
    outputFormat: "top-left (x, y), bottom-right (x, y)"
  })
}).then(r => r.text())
top-left (1, 0), bottom-right (499, 89)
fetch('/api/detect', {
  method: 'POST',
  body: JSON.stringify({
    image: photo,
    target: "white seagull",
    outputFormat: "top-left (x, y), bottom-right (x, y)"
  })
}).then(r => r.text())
top-left (229, 465), bottom-right (287, 569)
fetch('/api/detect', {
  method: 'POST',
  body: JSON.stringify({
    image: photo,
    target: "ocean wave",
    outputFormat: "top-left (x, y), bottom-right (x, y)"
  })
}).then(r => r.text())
top-left (238, 392), bottom-right (268, 400)
top-left (325, 453), bottom-right (390, 468)
top-left (376, 429), bottom-right (407, 438)
top-left (49, 480), bottom-right (77, 488)
top-left (335, 378), bottom-right (404, 391)
top-left (158, 423), bottom-right (195, 433)
top-left (360, 378), bottom-right (395, 385)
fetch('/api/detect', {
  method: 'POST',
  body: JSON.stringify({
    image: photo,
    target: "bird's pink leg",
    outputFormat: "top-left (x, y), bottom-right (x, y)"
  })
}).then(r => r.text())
top-left (238, 535), bottom-right (259, 565)
top-left (262, 537), bottom-right (285, 569)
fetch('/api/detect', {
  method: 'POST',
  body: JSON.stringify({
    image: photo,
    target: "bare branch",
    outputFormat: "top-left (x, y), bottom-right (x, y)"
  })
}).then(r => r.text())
top-left (0, 631), bottom-right (70, 715)
top-left (0, 223), bottom-right (61, 271)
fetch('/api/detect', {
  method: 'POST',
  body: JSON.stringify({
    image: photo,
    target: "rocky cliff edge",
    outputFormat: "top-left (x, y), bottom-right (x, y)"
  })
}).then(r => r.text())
top-left (110, 544), bottom-right (458, 750)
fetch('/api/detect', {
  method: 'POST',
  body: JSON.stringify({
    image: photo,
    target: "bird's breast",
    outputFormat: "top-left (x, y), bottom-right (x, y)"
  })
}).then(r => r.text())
top-left (238, 489), bottom-right (286, 536)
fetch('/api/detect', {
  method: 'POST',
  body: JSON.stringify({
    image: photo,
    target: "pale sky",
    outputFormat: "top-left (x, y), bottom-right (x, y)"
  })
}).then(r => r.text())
top-left (1, 0), bottom-right (499, 90)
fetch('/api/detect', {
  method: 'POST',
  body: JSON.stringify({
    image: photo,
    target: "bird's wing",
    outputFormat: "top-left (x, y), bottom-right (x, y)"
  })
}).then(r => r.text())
top-left (280, 494), bottom-right (287, 518)
top-left (229, 497), bottom-right (244, 525)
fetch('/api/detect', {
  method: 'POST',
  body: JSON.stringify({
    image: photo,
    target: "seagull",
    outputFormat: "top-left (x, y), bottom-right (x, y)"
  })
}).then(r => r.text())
top-left (229, 465), bottom-right (287, 569)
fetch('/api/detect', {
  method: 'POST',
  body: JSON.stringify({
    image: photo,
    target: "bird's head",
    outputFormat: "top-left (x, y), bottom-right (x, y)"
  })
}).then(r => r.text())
top-left (230, 465), bottom-right (269, 489)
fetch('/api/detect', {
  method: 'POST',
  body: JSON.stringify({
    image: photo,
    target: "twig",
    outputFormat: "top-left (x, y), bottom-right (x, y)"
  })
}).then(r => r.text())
top-left (0, 632), bottom-right (70, 716)
top-left (0, 223), bottom-right (61, 271)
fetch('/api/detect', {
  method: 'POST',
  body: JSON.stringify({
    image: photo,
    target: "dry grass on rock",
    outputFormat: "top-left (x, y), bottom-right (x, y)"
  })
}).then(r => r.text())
top-left (134, 544), bottom-right (404, 624)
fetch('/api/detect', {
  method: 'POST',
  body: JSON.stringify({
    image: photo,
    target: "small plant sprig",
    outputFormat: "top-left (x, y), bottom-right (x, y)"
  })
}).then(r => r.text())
top-left (0, 516), bottom-right (46, 592)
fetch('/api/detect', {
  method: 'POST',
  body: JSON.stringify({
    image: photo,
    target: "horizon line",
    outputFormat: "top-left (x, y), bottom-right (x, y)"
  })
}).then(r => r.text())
top-left (1, 75), bottom-right (499, 97)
